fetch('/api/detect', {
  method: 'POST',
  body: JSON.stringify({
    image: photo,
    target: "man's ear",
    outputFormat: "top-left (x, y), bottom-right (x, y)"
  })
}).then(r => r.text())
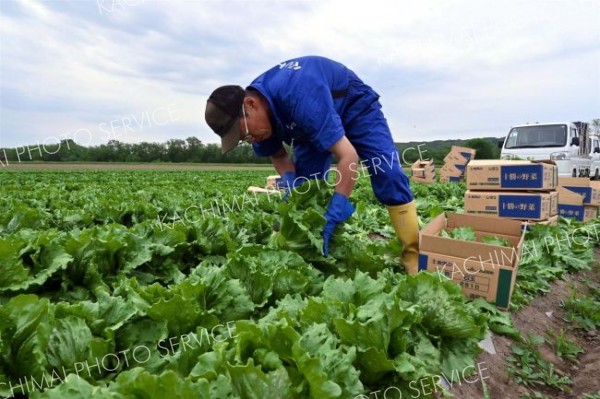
top-left (244, 96), bottom-right (257, 110)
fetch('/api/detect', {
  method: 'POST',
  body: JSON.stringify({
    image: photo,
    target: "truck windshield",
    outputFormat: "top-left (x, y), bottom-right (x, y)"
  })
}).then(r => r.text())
top-left (505, 125), bottom-right (568, 149)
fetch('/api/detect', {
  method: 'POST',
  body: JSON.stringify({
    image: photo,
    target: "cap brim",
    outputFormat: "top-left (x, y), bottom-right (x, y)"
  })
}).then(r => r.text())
top-left (220, 120), bottom-right (241, 154)
top-left (205, 101), bottom-right (241, 154)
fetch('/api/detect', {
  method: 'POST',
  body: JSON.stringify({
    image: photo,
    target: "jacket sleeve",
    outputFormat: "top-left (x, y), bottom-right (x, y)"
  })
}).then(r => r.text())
top-left (290, 83), bottom-right (345, 152)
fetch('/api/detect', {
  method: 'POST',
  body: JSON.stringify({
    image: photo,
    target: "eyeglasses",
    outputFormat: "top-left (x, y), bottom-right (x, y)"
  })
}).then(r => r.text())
top-left (240, 105), bottom-right (252, 144)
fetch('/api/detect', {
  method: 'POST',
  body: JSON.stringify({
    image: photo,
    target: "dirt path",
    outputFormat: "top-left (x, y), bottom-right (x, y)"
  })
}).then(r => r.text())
top-left (450, 252), bottom-right (600, 399)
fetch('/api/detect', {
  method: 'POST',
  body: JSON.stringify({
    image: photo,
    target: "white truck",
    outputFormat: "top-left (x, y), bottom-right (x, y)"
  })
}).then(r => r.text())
top-left (499, 121), bottom-right (592, 178)
top-left (588, 134), bottom-right (600, 179)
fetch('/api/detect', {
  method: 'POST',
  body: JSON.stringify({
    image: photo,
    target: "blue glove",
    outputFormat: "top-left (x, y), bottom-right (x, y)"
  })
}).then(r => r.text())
top-left (275, 171), bottom-right (297, 200)
top-left (322, 192), bottom-right (355, 256)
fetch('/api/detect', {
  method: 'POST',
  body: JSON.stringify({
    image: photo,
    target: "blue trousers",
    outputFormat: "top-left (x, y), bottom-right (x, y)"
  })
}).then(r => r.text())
top-left (293, 101), bottom-right (413, 206)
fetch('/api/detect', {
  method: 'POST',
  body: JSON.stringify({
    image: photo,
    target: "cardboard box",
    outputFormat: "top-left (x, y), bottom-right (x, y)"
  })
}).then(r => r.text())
top-left (412, 167), bottom-right (436, 179)
top-left (441, 163), bottom-right (463, 177)
top-left (419, 213), bottom-right (525, 309)
top-left (464, 190), bottom-right (558, 221)
top-left (442, 146), bottom-right (476, 177)
top-left (445, 146), bottom-right (477, 163)
top-left (440, 161), bottom-right (464, 183)
top-left (439, 175), bottom-right (463, 183)
top-left (558, 187), bottom-right (599, 222)
top-left (444, 151), bottom-right (464, 165)
top-left (558, 177), bottom-right (600, 206)
top-left (521, 215), bottom-right (558, 231)
top-left (466, 160), bottom-right (558, 191)
top-left (411, 159), bottom-right (435, 179)
top-left (444, 153), bottom-right (473, 175)
top-left (454, 162), bottom-right (468, 175)
top-left (584, 207), bottom-right (599, 221)
top-left (412, 159), bottom-right (434, 169)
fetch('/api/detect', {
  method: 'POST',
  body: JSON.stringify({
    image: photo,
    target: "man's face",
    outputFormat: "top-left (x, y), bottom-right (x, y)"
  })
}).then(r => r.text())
top-left (239, 96), bottom-right (273, 144)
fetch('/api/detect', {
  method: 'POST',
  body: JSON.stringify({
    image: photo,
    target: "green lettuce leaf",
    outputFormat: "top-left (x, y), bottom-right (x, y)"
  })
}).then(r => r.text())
top-left (30, 374), bottom-right (117, 399)
top-left (46, 316), bottom-right (93, 375)
top-left (109, 368), bottom-right (212, 398)
top-left (0, 295), bottom-right (52, 382)
top-left (228, 359), bottom-right (293, 399)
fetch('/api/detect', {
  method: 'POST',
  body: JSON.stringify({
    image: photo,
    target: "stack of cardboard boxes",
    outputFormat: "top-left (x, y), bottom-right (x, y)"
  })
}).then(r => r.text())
top-left (410, 159), bottom-right (436, 184)
top-left (440, 146), bottom-right (476, 183)
top-left (418, 160), bottom-right (600, 310)
top-left (418, 159), bottom-right (558, 309)
top-left (463, 160), bottom-right (559, 229)
top-left (557, 178), bottom-right (600, 222)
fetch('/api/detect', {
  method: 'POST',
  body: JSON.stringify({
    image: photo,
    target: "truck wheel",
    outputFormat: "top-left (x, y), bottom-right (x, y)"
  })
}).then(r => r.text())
top-left (573, 169), bottom-right (577, 177)
top-left (595, 169), bottom-right (600, 180)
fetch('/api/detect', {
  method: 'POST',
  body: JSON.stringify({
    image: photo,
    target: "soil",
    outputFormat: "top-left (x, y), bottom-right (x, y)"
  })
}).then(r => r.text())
top-left (449, 250), bottom-right (600, 399)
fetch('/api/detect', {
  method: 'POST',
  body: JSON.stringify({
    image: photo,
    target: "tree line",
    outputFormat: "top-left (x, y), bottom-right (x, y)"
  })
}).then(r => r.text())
top-left (0, 136), bottom-right (501, 165)
top-left (1, 138), bottom-right (270, 164)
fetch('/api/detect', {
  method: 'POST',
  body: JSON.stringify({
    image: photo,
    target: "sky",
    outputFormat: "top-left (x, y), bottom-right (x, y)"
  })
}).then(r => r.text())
top-left (0, 0), bottom-right (599, 149)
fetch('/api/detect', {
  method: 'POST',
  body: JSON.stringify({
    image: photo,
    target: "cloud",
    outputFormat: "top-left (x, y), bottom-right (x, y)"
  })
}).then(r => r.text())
top-left (0, 0), bottom-right (598, 148)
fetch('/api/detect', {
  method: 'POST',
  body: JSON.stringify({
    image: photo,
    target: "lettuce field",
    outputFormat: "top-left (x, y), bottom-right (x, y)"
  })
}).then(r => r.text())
top-left (1, 169), bottom-right (599, 399)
